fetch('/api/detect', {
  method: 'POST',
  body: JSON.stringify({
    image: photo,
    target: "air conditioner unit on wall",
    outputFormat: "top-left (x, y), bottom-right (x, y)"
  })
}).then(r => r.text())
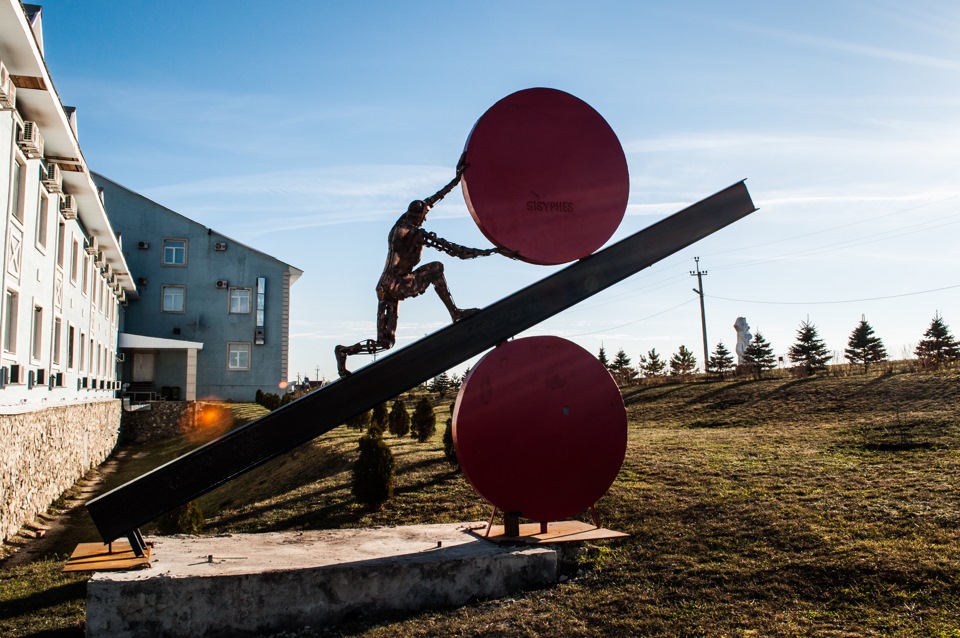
top-left (94, 251), bottom-right (105, 267)
top-left (85, 238), bottom-right (99, 255)
top-left (137, 241), bottom-right (149, 250)
top-left (42, 162), bottom-right (62, 193)
top-left (214, 242), bottom-right (227, 251)
top-left (116, 352), bottom-right (125, 362)
top-left (18, 121), bottom-right (44, 159)
top-left (136, 277), bottom-right (148, 286)
top-left (216, 279), bottom-right (229, 289)
top-left (0, 61), bottom-right (16, 109)
top-left (60, 194), bottom-right (77, 219)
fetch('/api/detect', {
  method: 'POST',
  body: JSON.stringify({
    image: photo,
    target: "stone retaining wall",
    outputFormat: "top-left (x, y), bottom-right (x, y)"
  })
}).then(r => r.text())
top-left (120, 401), bottom-right (195, 444)
top-left (0, 400), bottom-right (121, 543)
top-left (120, 401), bottom-right (232, 445)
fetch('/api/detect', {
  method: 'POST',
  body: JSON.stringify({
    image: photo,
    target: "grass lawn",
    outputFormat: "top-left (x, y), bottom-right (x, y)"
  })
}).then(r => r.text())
top-left (1, 371), bottom-right (959, 637)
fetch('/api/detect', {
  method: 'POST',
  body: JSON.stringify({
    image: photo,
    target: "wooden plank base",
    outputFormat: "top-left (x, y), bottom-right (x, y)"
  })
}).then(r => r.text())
top-left (63, 540), bottom-right (151, 572)
top-left (475, 520), bottom-right (629, 545)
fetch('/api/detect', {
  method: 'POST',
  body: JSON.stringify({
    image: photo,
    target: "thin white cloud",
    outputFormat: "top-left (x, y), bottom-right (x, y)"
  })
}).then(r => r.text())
top-left (730, 21), bottom-right (960, 71)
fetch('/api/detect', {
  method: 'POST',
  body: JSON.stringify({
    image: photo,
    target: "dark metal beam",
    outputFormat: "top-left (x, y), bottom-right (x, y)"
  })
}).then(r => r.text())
top-left (87, 181), bottom-right (756, 543)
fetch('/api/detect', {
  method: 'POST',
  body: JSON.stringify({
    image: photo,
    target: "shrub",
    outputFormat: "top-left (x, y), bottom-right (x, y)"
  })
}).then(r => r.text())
top-left (388, 399), bottom-right (411, 437)
top-left (352, 429), bottom-right (395, 509)
top-left (411, 397), bottom-right (437, 442)
top-left (443, 417), bottom-right (458, 466)
top-left (156, 501), bottom-right (204, 535)
top-left (370, 402), bottom-right (389, 435)
top-left (345, 409), bottom-right (371, 431)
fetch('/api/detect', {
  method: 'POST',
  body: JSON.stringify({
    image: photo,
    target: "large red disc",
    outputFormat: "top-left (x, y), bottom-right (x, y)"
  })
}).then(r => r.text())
top-left (461, 88), bottom-right (629, 265)
top-left (453, 336), bottom-right (627, 522)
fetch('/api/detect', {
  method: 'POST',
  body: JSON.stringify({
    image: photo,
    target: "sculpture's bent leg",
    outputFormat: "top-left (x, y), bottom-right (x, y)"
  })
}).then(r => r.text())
top-left (334, 301), bottom-right (398, 377)
top-left (414, 261), bottom-right (478, 322)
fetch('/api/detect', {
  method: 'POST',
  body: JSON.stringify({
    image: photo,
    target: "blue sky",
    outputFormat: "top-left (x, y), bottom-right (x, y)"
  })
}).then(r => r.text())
top-left (37, 1), bottom-right (960, 383)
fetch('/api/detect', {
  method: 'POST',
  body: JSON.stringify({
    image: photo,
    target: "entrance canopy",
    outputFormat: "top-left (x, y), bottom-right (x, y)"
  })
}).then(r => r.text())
top-left (118, 333), bottom-right (204, 401)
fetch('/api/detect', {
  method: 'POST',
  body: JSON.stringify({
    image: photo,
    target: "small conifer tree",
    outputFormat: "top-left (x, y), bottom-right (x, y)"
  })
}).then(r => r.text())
top-left (914, 313), bottom-right (960, 369)
top-left (845, 315), bottom-right (888, 372)
top-left (788, 319), bottom-right (831, 374)
top-left (669, 345), bottom-right (697, 377)
top-left (345, 409), bottom-right (371, 431)
top-left (430, 372), bottom-right (451, 397)
top-left (387, 398), bottom-right (410, 437)
top-left (611, 348), bottom-right (637, 385)
top-left (597, 346), bottom-right (611, 369)
top-left (639, 348), bottom-right (667, 377)
top-left (742, 331), bottom-right (776, 379)
top-left (352, 428), bottom-right (395, 509)
top-left (370, 402), bottom-right (389, 435)
top-left (707, 341), bottom-right (735, 378)
top-left (411, 397), bottom-right (437, 442)
top-left (157, 501), bottom-right (204, 535)
top-left (443, 402), bottom-right (458, 466)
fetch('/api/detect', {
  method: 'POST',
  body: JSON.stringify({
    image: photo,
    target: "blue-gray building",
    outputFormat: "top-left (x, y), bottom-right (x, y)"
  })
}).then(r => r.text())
top-left (95, 175), bottom-right (302, 402)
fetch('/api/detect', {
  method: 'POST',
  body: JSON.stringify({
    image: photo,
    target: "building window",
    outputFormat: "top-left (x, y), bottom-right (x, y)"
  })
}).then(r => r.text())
top-left (53, 317), bottom-right (62, 366)
top-left (3, 290), bottom-right (18, 354)
top-left (36, 192), bottom-right (49, 250)
top-left (162, 239), bottom-right (187, 266)
top-left (81, 253), bottom-right (89, 295)
top-left (161, 285), bottom-right (186, 313)
top-left (56, 220), bottom-right (66, 268)
top-left (10, 160), bottom-right (24, 223)
top-left (79, 331), bottom-right (86, 371)
top-left (70, 239), bottom-right (80, 283)
top-left (67, 325), bottom-right (75, 369)
top-left (227, 342), bottom-right (251, 370)
top-left (31, 305), bottom-right (42, 362)
top-left (228, 288), bottom-right (251, 314)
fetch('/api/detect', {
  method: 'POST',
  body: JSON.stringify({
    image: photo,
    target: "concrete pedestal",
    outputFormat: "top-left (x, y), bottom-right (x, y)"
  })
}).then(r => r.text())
top-left (86, 523), bottom-right (558, 637)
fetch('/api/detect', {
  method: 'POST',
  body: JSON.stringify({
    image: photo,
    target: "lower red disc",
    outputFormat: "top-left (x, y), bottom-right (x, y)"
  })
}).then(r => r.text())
top-left (461, 88), bottom-right (629, 265)
top-left (453, 336), bottom-right (627, 522)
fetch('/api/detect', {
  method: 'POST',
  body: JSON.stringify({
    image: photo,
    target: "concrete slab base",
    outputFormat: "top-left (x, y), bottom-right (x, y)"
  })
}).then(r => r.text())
top-left (86, 522), bottom-right (558, 637)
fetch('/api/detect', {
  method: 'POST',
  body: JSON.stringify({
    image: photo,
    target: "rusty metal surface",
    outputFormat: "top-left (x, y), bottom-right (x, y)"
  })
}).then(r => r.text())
top-left (462, 88), bottom-right (629, 265)
top-left (86, 182), bottom-right (756, 544)
top-left (63, 540), bottom-right (151, 572)
top-left (454, 336), bottom-right (627, 522)
top-left (476, 520), bottom-right (629, 545)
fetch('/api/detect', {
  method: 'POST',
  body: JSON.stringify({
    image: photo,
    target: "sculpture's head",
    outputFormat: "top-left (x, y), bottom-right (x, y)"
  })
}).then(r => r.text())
top-left (405, 200), bottom-right (429, 225)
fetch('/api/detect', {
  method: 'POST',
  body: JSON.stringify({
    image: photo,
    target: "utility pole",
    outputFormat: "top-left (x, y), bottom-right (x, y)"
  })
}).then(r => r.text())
top-left (690, 256), bottom-right (709, 372)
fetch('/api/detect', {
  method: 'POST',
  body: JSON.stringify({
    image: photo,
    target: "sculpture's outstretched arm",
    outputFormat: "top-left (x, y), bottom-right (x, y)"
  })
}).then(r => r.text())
top-left (421, 230), bottom-right (498, 259)
top-left (422, 153), bottom-right (469, 208)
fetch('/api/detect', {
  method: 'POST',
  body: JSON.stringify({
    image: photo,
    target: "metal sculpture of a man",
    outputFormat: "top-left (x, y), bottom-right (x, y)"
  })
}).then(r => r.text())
top-left (335, 160), bottom-right (504, 377)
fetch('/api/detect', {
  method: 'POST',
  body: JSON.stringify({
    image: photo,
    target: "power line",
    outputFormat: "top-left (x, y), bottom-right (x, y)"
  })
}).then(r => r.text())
top-left (702, 192), bottom-right (960, 259)
top-left (705, 282), bottom-right (960, 306)
top-left (570, 298), bottom-right (698, 337)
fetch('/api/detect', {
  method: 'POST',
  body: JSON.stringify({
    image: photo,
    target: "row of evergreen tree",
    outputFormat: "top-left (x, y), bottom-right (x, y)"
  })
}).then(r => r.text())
top-left (599, 313), bottom-right (960, 381)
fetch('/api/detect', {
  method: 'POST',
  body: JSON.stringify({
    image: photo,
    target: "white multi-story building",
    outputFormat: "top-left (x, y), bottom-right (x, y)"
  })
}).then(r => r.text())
top-left (0, 1), bottom-right (137, 542)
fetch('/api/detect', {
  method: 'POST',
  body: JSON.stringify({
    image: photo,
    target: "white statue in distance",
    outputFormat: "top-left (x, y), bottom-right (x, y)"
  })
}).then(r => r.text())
top-left (734, 317), bottom-right (752, 365)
